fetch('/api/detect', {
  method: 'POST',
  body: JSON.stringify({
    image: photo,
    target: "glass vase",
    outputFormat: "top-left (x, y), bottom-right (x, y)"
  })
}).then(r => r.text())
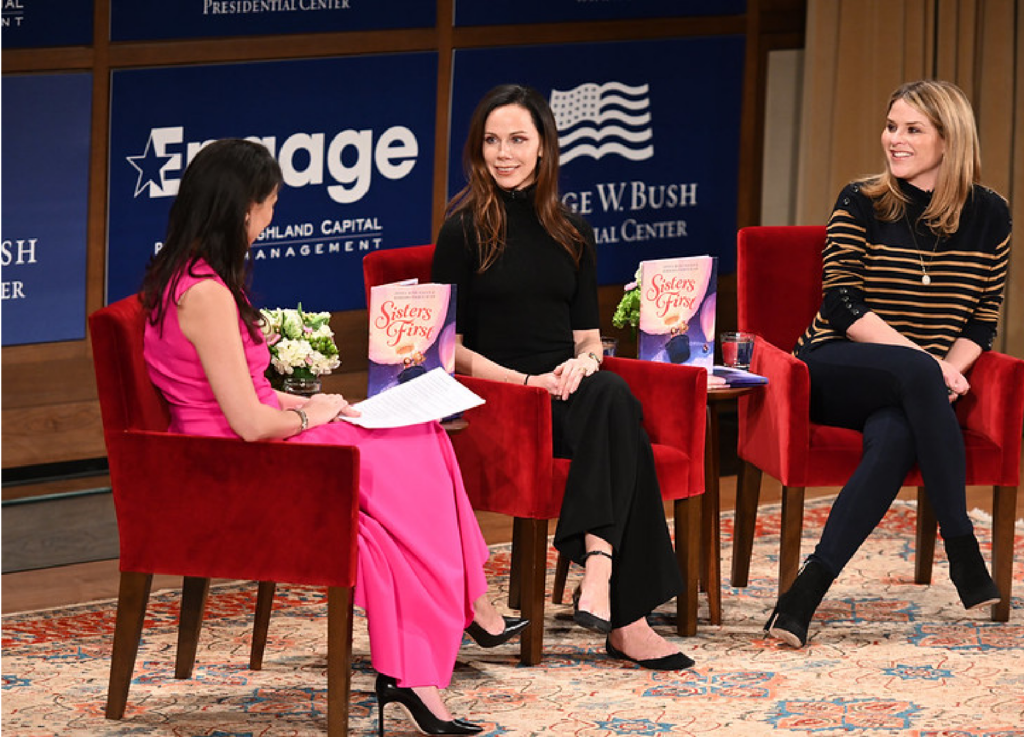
top-left (282, 375), bottom-right (322, 397)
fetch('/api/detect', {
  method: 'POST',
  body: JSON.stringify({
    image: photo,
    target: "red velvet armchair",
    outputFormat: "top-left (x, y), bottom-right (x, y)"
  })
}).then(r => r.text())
top-left (731, 226), bottom-right (1023, 622)
top-left (363, 245), bottom-right (708, 664)
top-left (89, 296), bottom-right (361, 736)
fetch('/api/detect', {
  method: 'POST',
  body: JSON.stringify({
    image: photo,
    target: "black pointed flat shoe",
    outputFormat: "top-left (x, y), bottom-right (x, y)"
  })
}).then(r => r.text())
top-left (605, 638), bottom-right (695, 671)
top-left (571, 549), bottom-right (615, 635)
top-left (572, 586), bottom-right (612, 634)
top-left (464, 616), bottom-right (530, 648)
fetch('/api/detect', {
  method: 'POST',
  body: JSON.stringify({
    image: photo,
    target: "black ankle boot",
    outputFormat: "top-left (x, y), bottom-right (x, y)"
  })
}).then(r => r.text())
top-left (764, 560), bottom-right (834, 648)
top-left (944, 534), bottom-right (1001, 610)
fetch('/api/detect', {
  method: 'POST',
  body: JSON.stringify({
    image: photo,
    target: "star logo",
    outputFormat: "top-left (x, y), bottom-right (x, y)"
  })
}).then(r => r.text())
top-left (126, 132), bottom-right (175, 198)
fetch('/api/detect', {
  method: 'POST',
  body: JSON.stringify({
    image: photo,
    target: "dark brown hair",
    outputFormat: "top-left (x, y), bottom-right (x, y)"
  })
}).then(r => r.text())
top-left (445, 84), bottom-right (587, 271)
top-left (141, 138), bottom-right (283, 339)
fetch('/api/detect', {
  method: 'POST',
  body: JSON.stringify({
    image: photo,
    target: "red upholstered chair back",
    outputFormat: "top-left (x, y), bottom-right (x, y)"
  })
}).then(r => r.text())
top-left (362, 243), bottom-right (563, 519)
top-left (363, 245), bottom-right (435, 305)
top-left (90, 295), bottom-right (171, 436)
top-left (737, 226), bottom-right (826, 352)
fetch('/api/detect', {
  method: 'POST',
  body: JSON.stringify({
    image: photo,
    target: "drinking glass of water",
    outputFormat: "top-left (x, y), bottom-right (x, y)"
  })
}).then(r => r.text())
top-left (720, 332), bottom-right (755, 370)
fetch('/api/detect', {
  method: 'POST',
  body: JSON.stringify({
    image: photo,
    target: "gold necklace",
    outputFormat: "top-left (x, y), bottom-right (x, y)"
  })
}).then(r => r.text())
top-left (903, 212), bottom-right (943, 285)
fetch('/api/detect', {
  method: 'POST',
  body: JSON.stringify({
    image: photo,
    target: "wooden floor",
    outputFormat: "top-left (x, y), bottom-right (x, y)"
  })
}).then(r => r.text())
top-left (4, 473), bottom-right (1016, 615)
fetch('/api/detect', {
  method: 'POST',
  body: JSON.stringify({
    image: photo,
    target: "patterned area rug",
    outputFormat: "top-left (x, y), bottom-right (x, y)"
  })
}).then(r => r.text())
top-left (3, 498), bottom-right (1023, 736)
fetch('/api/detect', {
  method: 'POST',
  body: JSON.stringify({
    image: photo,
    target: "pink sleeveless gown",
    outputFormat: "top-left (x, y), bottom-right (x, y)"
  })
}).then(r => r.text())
top-left (142, 263), bottom-right (490, 689)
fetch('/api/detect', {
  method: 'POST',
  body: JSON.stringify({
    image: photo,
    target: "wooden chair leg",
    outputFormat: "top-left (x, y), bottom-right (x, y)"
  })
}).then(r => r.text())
top-left (914, 487), bottom-right (937, 584)
top-left (514, 518), bottom-right (548, 666)
top-left (778, 485), bottom-right (806, 592)
top-left (990, 485), bottom-right (1017, 623)
top-left (730, 460), bottom-right (762, 587)
top-left (105, 571), bottom-right (153, 720)
top-left (250, 581), bottom-right (277, 670)
top-left (508, 517), bottom-right (523, 610)
top-left (551, 551), bottom-right (571, 604)
top-left (326, 586), bottom-right (353, 737)
top-left (175, 576), bottom-right (210, 680)
top-left (674, 496), bottom-right (701, 636)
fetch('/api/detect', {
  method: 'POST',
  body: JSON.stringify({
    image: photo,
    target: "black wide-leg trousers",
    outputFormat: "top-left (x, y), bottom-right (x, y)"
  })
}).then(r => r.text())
top-left (798, 340), bottom-right (973, 578)
top-left (551, 371), bottom-right (683, 628)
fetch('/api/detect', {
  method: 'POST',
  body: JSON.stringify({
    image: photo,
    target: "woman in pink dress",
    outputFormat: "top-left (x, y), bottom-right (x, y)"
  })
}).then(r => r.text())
top-left (141, 138), bottom-right (527, 736)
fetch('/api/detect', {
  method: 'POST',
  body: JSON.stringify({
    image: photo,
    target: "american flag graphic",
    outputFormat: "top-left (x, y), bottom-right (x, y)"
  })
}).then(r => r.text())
top-left (549, 81), bottom-right (654, 165)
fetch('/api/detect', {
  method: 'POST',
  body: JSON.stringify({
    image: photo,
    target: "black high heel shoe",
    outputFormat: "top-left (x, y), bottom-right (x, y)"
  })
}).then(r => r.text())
top-left (375, 674), bottom-right (483, 736)
top-left (465, 616), bottom-right (530, 648)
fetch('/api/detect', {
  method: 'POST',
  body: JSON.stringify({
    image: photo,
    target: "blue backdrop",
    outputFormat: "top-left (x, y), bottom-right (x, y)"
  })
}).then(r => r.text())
top-left (454, 0), bottom-right (745, 25)
top-left (111, 0), bottom-right (434, 41)
top-left (1, 73), bottom-right (92, 346)
top-left (1, 0), bottom-right (92, 48)
top-left (448, 36), bottom-right (745, 285)
top-left (107, 53), bottom-right (438, 312)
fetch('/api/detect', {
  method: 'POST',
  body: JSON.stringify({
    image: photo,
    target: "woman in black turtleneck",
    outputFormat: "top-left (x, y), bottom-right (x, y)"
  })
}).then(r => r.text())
top-left (765, 79), bottom-right (1012, 649)
top-left (433, 83), bottom-right (693, 670)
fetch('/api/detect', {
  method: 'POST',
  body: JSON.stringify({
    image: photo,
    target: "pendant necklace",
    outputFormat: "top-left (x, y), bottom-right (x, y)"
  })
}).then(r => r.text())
top-left (904, 212), bottom-right (943, 285)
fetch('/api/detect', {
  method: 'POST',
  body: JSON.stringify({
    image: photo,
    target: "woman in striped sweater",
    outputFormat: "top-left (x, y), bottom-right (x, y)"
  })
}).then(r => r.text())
top-left (765, 80), bottom-right (1012, 648)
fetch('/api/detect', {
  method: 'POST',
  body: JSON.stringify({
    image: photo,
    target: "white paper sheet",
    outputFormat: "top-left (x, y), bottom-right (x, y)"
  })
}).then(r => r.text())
top-left (339, 367), bottom-right (485, 429)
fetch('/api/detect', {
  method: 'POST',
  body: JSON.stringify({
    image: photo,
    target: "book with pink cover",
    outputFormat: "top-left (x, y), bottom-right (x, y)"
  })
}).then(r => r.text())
top-left (638, 255), bottom-right (718, 369)
top-left (367, 281), bottom-right (457, 397)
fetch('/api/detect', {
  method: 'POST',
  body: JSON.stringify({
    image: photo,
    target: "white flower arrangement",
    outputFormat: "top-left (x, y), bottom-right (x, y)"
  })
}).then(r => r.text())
top-left (260, 305), bottom-right (341, 383)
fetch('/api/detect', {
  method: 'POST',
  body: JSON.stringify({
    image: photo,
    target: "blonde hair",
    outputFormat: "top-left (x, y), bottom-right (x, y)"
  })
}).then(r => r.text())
top-left (859, 79), bottom-right (980, 235)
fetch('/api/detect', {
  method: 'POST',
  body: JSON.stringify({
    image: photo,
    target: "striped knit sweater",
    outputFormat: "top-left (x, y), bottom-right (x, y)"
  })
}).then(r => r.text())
top-left (795, 179), bottom-right (1011, 357)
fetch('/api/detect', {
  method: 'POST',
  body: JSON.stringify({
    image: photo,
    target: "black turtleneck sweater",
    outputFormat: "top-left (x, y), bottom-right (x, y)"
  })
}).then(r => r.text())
top-left (433, 188), bottom-right (599, 376)
top-left (795, 179), bottom-right (1011, 357)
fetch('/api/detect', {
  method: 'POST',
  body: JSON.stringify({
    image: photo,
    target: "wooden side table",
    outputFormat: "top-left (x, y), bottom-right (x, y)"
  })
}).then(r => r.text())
top-left (702, 383), bottom-right (765, 625)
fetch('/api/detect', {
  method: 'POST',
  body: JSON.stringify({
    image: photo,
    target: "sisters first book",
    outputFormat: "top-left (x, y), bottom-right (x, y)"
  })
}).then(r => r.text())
top-left (638, 255), bottom-right (718, 369)
top-left (367, 281), bottom-right (457, 397)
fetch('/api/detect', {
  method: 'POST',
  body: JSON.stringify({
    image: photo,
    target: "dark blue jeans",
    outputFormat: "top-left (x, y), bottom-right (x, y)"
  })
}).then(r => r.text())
top-left (797, 340), bottom-right (972, 578)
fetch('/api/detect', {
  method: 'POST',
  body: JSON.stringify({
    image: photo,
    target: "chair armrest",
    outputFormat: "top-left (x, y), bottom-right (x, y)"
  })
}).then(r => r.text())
top-left (603, 356), bottom-right (707, 500)
top-left (107, 431), bottom-right (360, 587)
top-left (960, 350), bottom-right (1024, 483)
top-left (601, 356), bottom-right (707, 450)
top-left (737, 337), bottom-right (812, 480)
top-left (451, 375), bottom-right (561, 518)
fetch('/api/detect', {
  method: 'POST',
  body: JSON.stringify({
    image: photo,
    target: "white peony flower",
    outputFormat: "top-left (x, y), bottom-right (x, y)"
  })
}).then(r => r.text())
top-left (262, 304), bottom-right (341, 383)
